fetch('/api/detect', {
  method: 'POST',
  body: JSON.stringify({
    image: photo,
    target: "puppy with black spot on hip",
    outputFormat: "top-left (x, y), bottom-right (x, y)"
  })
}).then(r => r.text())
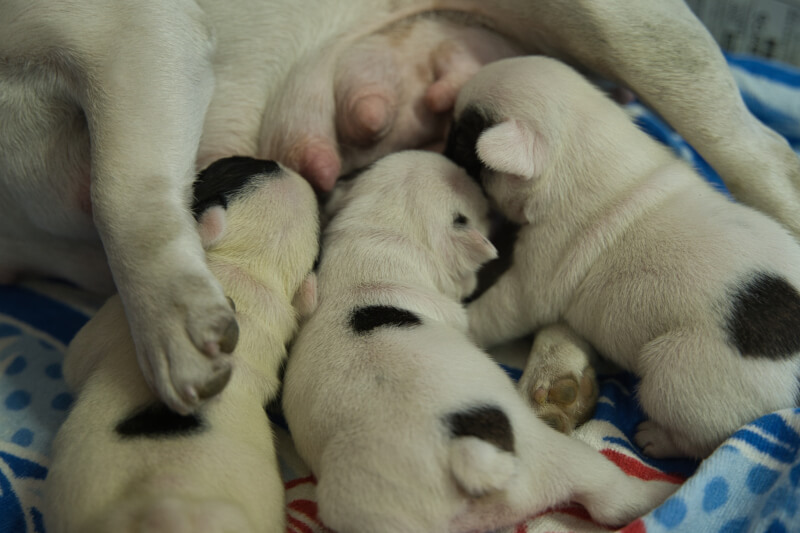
top-left (43, 157), bottom-right (319, 533)
top-left (446, 55), bottom-right (800, 459)
top-left (282, 150), bottom-right (676, 533)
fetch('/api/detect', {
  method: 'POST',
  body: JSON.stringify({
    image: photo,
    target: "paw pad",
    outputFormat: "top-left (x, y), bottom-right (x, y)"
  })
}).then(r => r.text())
top-left (526, 369), bottom-right (598, 434)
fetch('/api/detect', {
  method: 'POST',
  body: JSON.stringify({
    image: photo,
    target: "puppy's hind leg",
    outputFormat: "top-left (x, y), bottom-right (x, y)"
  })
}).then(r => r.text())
top-left (520, 424), bottom-right (676, 527)
top-left (634, 329), bottom-right (799, 458)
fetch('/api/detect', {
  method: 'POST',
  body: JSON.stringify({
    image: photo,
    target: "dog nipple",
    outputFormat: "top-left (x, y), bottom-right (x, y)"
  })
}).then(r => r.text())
top-left (299, 144), bottom-right (342, 192)
top-left (349, 94), bottom-right (392, 144)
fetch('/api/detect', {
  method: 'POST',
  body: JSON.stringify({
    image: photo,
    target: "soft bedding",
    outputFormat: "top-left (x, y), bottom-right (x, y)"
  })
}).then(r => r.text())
top-left (1, 53), bottom-right (799, 533)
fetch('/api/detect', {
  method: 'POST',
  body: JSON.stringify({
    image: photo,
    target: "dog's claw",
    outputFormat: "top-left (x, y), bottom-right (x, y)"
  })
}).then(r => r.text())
top-left (196, 366), bottom-right (233, 401)
top-left (219, 319), bottom-right (239, 354)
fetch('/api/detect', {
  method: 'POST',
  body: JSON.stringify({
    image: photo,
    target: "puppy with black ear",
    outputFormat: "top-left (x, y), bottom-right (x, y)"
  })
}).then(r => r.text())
top-left (446, 56), bottom-right (800, 459)
top-left (43, 157), bottom-right (319, 533)
top-left (282, 150), bottom-right (675, 533)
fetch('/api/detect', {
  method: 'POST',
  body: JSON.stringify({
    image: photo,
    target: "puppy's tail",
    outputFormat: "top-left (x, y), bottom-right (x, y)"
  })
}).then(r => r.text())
top-left (446, 406), bottom-right (517, 496)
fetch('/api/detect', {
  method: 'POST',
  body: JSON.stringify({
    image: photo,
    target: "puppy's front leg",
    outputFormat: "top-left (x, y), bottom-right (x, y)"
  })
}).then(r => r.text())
top-left (550, 0), bottom-right (800, 236)
top-left (83, 4), bottom-right (236, 413)
top-left (467, 265), bottom-right (539, 348)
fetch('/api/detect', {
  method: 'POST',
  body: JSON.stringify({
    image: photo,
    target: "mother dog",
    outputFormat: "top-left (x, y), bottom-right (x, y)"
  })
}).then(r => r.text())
top-left (2, 0), bottom-right (798, 413)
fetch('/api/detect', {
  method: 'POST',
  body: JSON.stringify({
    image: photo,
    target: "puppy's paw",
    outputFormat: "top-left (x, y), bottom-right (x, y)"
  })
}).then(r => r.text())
top-left (130, 273), bottom-right (238, 414)
top-left (519, 324), bottom-right (598, 433)
top-left (634, 420), bottom-right (684, 459)
top-left (524, 370), bottom-right (597, 434)
top-left (97, 496), bottom-right (256, 533)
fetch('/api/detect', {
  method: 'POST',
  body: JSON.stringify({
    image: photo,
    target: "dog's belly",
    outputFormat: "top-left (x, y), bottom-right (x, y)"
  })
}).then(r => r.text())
top-left (195, 0), bottom-right (537, 179)
top-left (0, 66), bottom-right (96, 241)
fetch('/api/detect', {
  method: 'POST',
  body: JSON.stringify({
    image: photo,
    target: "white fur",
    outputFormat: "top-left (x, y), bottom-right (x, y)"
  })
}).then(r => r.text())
top-left (282, 151), bottom-right (675, 533)
top-left (43, 161), bottom-right (320, 533)
top-left (2, 0), bottom-right (798, 415)
top-left (458, 56), bottom-right (800, 459)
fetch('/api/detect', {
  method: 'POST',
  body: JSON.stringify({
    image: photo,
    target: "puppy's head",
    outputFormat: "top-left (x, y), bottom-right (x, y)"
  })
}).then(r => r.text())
top-left (328, 150), bottom-right (497, 300)
top-left (193, 157), bottom-right (320, 305)
top-left (445, 56), bottom-right (627, 224)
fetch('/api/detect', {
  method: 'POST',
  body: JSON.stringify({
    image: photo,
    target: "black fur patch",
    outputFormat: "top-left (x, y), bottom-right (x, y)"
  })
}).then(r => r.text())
top-left (726, 272), bottom-right (800, 359)
top-left (192, 156), bottom-right (281, 218)
top-left (444, 106), bottom-right (495, 183)
top-left (349, 305), bottom-right (422, 335)
top-left (116, 403), bottom-right (204, 439)
top-left (447, 405), bottom-right (514, 453)
top-left (465, 215), bottom-right (520, 303)
top-left (264, 357), bottom-right (289, 430)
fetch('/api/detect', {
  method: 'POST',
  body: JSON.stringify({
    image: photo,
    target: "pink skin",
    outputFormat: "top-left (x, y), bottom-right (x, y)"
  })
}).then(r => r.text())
top-left (264, 17), bottom-right (522, 191)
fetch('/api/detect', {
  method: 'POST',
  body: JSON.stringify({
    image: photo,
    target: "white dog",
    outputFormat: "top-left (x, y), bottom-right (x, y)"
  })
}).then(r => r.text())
top-left (282, 151), bottom-right (676, 533)
top-left (2, 0), bottom-right (799, 415)
top-left (43, 157), bottom-right (319, 532)
top-left (446, 56), bottom-right (800, 459)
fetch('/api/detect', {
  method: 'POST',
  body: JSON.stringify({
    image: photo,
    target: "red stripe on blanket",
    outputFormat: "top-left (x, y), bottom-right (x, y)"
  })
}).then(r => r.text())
top-left (286, 475), bottom-right (317, 490)
top-left (601, 449), bottom-right (685, 483)
top-left (288, 499), bottom-right (324, 527)
top-left (287, 514), bottom-right (315, 533)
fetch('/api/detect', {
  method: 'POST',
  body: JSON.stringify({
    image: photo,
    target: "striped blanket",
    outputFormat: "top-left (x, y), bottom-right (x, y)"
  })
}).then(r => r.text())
top-left (1, 53), bottom-right (799, 533)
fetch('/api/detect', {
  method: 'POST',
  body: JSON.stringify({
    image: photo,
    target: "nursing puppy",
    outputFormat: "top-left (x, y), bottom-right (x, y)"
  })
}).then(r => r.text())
top-left (43, 157), bottom-right (319, 533)
top-left (446, 56), bottom-right (800, 459)
top-left (3, 1), bottom-right (800, 416)
top-left (283, 150), bottom-right (675, 533)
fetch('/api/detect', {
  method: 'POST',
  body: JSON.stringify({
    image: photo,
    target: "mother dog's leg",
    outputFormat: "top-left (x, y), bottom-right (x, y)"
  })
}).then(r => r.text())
top-left (17, 1), bottom-right (236, 413)
top-left (531, 0), bottom-right (800, 236)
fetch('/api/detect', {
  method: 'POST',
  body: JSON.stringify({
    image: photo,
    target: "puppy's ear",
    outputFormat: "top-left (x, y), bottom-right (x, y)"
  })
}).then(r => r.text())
top-left (197, 205), bottom-right (228, 249)
top-left (292, 272), bottom-right (318, 321)
top-left (456, 226), bottom-right (498, 267)
top-left (476, 120), bottom-right (545, 180)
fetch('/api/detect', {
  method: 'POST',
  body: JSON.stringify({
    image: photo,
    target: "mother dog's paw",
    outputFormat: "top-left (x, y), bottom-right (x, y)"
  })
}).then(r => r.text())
top-left (95, 496), bottom-right (256, 533)
top-left (131, 273), bottom-right (238, 414)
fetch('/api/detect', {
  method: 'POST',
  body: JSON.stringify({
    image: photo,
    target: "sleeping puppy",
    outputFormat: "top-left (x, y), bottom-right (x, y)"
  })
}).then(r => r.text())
top-left (43, 157), bottom-right (319, 533)
top-left (282, 150), bottom-right (675, 533)
top-left (3, 0), bottom-right (800, 416)
top-left (446, 56), bottom-right (800, 459)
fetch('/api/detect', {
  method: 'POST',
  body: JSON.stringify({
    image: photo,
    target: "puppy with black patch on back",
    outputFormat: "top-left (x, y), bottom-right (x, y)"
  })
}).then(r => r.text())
top-left (282, 150), bottom-right (676, 533)
top-left (43, 157), bottom-right (319, 533)
top-left (446, 55), bottom-right (800, 459)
